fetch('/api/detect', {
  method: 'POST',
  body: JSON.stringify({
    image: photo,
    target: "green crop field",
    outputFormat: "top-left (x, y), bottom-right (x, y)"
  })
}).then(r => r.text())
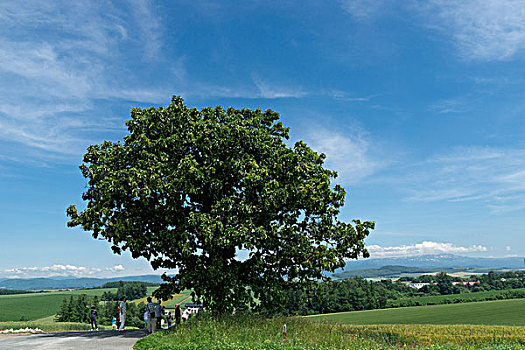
top-left (309, 298), bottom-right (525, 326)
top-left (164, 292), bottom-right (193, 309)
top-left (0, 293), bottom-right (69, 321)
top-left (0, 287), bottom-right (158, 322)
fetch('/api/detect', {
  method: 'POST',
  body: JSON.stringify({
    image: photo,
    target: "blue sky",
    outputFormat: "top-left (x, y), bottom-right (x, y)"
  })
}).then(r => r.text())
top-left (1, 0), bottom-right (524, 278)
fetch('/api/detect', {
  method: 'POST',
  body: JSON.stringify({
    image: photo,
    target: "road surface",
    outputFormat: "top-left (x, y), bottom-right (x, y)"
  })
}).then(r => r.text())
top-left (0, 329), bottom-right (147, 350)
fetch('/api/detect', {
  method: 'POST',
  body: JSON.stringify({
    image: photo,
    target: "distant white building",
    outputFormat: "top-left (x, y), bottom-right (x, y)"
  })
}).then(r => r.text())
top-left (452, 281), bottom-right (480, 286)
top-left (406, 283), bottom-right (429, 289)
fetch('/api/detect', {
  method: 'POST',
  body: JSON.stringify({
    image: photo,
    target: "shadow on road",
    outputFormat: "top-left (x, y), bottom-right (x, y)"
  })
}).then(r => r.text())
top-left (41, 329), bottom-right (148, 340)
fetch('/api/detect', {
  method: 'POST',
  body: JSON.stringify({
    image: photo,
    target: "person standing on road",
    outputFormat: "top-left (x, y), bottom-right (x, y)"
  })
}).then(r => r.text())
top-left (166, 311), bottom-right (172, 328)
top-left (112, 315), bottom-right (117, 330)
top-left (143, 307), bottom-right (148, 329)
top-left (175, 304), bottom-right (181, 325)
top-left (155, 299), bottom-right (163, 330)
top-left (146, 297), bottom-right (156, 333)
top-left (118, 297), bottom-right (127, 331)
top-left (90, 306), bottom-right (98, 331)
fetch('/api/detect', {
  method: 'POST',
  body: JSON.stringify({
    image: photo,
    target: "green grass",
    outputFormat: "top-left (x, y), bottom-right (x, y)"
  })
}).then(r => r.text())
top-left (0, 293), bottom-right (70, 321)
top-left (134, 314), bottom-right (525, 350)
top-left (164, 292), bottom-right (193, 309)
top-left (0, 287), bottom-right (158, 322)
top-left (308, 298), bottom-right (525, 326)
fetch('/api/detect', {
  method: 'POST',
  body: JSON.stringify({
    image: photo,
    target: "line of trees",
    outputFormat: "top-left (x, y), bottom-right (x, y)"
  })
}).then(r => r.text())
top-left (0, 289), bottom-right (36, 295)
top-left (282, 278), bottom-right (394, 315)
top-left (281, 271), bottom-right (525, 315)
top-left (101, 281), bottom-right (148, 301)
top-left (101, 281), bottom-right (159, 288)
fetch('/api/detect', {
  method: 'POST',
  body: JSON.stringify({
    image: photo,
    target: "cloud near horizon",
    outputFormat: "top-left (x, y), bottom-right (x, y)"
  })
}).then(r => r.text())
top-left (3, 264), bottom-right (126, 278)
top-left (366, 241), bottom-right (487, 258)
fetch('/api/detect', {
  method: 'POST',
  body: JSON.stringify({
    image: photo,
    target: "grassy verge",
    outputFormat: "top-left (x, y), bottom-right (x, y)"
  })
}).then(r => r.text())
top-left (134, 315), bottom-right (525, 350)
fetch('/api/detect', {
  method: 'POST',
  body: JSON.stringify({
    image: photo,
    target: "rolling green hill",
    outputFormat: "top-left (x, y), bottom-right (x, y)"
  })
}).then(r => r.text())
top-left (0, 286), bottom-right (160, 322)
top-left (0, 293), bottom-right (69, 321)
top-left (308, 298), bottom-right (525, 326)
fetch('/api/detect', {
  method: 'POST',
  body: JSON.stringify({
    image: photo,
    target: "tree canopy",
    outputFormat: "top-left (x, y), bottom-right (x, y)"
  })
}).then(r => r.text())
top-left (67, 96), bottom-right (374, 314)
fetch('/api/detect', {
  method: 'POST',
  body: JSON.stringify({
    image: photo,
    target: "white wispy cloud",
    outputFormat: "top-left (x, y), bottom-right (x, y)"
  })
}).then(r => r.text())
top-left (129, 0), bottom-right (162, 59)
top-left (0, 1), bottom-right (170, 164)
top-left (3, 264), bottom-right (126, 278)
top-left (340, 1), bottom-right (525, 61)
top-left (303, 125), bottom-right (390, 185)
top-left (424, 0), bottom-right (525, 61)
top-left (404, 146), bottom-right (525, 213)
top-left (252, 74), bottom-right (307, 99)
top-left (329, 90), bottom-right (375, 102)
top-left (367, 241), bottom-right (487, 258)
top-left (428, 98), bottom-right (470, 114)
top-left (182, 77), bottom-right (308, 100)
top-left (339, 0), bottom-right (388, 21)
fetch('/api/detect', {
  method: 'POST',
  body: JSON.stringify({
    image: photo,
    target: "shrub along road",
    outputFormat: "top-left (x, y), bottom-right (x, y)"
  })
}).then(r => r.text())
top-left (0, 329), bottom-right (147, 350)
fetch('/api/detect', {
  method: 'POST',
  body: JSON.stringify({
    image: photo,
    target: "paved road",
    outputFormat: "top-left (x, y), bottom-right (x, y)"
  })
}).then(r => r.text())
top-left (0, 329), bottom-right (148, 350)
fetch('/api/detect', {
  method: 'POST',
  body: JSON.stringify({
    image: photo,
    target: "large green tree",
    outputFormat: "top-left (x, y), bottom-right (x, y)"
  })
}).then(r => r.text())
top-left (67, 96), bottom-right (374, 314)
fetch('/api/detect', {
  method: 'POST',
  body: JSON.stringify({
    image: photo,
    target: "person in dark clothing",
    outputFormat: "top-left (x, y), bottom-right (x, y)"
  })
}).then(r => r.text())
top-left (175, 304), bottom-right (181, 325)
top-left (155, 299), bottom-right (163, 330)
top-left (90, 306), bottom-right (98, 331)
top-left (166, 312), bottom-right (172, 328)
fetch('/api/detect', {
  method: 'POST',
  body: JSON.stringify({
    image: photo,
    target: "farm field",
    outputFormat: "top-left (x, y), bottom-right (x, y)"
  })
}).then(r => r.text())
top-left (0, 286), bottom-right (160, 322)
top-left (0, 293), bottom-right (69, 322)
top-left (164, 292), bottom-right (193, 308)
top-left (388, 288), bottom-right (525, 307)
top-left (42, 287), bottom-right (118, 296)
top-left (309, 298), bottom-right (525, 326)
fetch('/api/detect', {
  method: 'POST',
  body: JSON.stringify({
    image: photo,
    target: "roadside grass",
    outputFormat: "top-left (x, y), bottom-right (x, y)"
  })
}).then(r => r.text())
top-left (308, 298), bottom-right (525, 326)
top-left (134, 315), bottom-right (525, 350)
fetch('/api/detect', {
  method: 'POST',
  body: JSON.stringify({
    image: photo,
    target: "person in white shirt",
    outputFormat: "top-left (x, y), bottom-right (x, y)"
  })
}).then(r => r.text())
top-left (118, 297), bottom-right (127, 331)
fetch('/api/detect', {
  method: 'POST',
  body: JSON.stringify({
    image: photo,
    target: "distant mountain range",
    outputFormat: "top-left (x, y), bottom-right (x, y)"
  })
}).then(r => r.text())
top-left (0, 274), bottom-right (164, 290)
top-left (339, 254), bottom-right (525, 271)
top-left (2, 255), bottom-right (523, 290)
